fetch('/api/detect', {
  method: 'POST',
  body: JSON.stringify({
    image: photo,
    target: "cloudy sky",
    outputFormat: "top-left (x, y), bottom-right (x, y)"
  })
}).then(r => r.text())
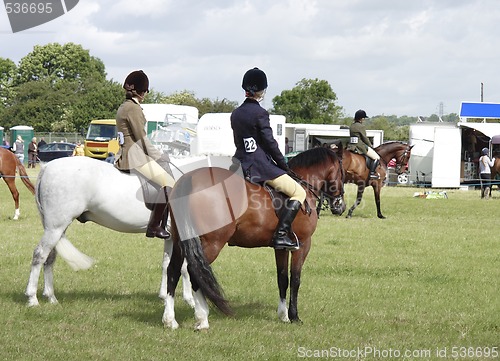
top-left (1, 0), bottom-right (499, 118)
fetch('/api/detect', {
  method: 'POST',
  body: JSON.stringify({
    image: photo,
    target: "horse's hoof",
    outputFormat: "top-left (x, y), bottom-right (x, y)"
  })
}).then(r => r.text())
top-left (194, 320), bottom-right (210, 331)
top-left (183, 296), bottom-right (195, 309)
top-left (290, 318), bottom-right (303, 325)
top-left (27, 298), bottom-right (39, 307)
top-left (163, 319), bottom-right (179, 330)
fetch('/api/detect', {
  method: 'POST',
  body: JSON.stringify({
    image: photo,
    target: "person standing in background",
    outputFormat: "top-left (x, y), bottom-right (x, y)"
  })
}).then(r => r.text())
top-left (28, 137), bottom-right (38, 168)
top-left (12, 135), bottom-right (25, 164)
top-left (479, 147), bottom-right (495, 199)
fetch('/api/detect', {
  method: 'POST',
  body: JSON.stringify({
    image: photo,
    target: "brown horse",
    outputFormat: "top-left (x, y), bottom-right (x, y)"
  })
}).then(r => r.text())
top-left (0, 147), bottom-right (35, 219)
top-left (343, 141), bottom-right (413, 219)
top-left (162, 146), bottom-right (345, 330)
top-left (491, 157), bottom-right (500, 180)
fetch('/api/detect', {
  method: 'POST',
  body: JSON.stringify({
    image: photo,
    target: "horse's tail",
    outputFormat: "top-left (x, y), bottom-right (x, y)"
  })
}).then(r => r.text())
top-left (55, 237), bottom-right (94, 271)
top-left (173, 174), bottom-right (232, 316)
top-left (15, 157), bottom-right (35, 195)
top-left (181, 238), bottom-right (232, 316)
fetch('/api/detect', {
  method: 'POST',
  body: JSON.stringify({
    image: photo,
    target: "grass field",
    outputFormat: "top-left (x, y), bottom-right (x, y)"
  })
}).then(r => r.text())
top-left (0, 167), bottom-right (499, 360)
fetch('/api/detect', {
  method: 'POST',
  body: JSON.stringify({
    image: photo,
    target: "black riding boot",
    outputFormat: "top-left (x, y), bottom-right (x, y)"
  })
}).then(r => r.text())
top-left (369, 159), bottom-right (380, 179)
top-left (146, 186), bottom-right (171, 239)
top-left (272, 199), bottom-right (301, 251)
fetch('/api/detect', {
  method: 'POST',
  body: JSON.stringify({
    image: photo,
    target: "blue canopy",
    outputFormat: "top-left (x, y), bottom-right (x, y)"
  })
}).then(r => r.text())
top-left (460, 102), bottom-right (500, 119)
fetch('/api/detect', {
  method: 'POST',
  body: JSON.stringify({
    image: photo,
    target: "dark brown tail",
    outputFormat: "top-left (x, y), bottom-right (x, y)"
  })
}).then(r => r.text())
top-left (181, 237), bottom-right (233, 316)
top-left (15, 158), bottom-right (35, 195)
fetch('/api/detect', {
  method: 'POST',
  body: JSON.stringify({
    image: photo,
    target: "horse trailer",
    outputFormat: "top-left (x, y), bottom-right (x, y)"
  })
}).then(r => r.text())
top-left (409, 102), bottom-right (500, 188)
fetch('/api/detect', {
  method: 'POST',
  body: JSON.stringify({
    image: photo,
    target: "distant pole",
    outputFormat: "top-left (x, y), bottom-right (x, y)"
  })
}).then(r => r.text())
top-left (481, 82), bottom-right (484, 102)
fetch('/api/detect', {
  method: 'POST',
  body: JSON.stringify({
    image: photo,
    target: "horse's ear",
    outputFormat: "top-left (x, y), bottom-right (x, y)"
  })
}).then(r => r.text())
top-left (333, 142), bottom-right (343, 159)
top-left (409, 144), bottom-right (415, 150)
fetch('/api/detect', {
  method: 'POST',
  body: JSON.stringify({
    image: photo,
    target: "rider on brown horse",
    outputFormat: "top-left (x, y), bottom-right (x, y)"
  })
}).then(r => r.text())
top-left (346, 110), bottom-right (381, 179)
top-left (230, 68), bottom-right (306, 251)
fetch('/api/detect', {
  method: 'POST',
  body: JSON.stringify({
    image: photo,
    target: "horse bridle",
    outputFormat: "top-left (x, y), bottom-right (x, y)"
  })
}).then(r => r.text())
top-left (290, 158), bottom-right (345, 213)
top-left (394, 146), bottom-right (411, 174)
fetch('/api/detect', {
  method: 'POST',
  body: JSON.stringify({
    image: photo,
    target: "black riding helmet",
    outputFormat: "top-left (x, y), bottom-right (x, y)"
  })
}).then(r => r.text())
top-left (123, 70), bottom-right (149, 93)
top-left (242, 67), bottom-right (268, 95)
top-left (354, 109), bottom-right (368, 121)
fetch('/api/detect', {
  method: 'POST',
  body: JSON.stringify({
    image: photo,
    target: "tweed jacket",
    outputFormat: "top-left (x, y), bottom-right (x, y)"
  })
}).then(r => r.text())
top-left (115, 99), bottom-right (161, 171)
top-left (231, 98), bottom-right (288, 183)
top-left (346, 121), bottom-right (373, 155)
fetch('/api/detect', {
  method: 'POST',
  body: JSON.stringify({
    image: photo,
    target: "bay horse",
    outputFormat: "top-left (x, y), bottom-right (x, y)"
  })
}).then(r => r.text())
top-left (343, 141), bottom-right (413, 219)
top-left (491, 157), bottom-right (500, 191)
top-left (0, 147), bottom-right (35, 219)
top-left (162, 146), bottom-right (346, 330)
top-left (25, 156), bottom-right (195, 308)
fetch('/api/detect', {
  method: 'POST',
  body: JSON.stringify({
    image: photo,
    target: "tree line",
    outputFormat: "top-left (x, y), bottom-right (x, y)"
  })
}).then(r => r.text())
top-left (0, 42), bottom-right (458, 141)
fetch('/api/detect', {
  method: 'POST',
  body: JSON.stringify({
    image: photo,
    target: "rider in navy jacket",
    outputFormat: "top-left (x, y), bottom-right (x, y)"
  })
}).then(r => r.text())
top-left (231, 98), bottom-right (288, 183)
top-left (231, 68), bottom-right (306, 251)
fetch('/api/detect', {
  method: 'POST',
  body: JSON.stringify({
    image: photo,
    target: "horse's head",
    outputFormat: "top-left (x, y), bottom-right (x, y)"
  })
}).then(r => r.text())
top-left (377, 142), bottom-right (414, 175)
top-left (324, 145), bottom-right (346, 216)
top-left (394, 144), bottom-right (414, 175)
top-left (289, 146), bottom-right (346, 216)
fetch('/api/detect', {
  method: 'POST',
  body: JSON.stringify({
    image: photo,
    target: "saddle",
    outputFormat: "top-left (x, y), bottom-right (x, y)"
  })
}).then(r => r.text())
top-left (260, 181), bottom-right (312, 217)
top-left (117, 154), bottom-right (174, 211)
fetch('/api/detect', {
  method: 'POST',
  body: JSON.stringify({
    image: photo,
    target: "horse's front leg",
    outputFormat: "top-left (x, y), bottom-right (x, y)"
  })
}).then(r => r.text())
top-left (275, 250), bottom-right (290, 322)
top-left (346, 182), bottom-right (365, 218)
top-left (288, 245), bottom-right (309, 323)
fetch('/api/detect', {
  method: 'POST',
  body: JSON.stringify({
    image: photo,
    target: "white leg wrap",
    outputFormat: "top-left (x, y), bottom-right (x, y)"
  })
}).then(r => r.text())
top-left (277, 298), bottom-right (290, 322)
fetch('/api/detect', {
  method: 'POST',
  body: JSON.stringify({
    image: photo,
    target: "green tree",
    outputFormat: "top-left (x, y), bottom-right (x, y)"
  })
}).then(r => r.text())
top-left (271, 78), bottom-right (344, 124)
top-left (0, 43), bottom-right (119, 132)
top-left (146, 89), bottom-right (237, 117)
top-left (16, 42), bottom-right (105, 84)
top-left (0, 57), bottom-right (17, 114)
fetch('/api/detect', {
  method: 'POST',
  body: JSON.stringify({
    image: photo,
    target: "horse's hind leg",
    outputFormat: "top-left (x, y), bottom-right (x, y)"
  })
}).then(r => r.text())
top-left (346, 182), bottom-right (365, 218)
top-left (25, 229), bottom-right (63, 307)
top-left (4, 178), bottom-right (20, 220)
top-left (42, 249), bottom-right (58, 304)
top-left (192, 289), bottom-right (210, 331)
top-left (162, 242), bottom-right (183, 330)
top-left (159, 238), bottom-right (173, 300)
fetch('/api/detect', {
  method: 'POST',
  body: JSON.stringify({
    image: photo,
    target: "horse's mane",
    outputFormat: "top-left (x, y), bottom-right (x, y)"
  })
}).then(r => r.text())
top-left (288, 147), bottom-right (338, 169)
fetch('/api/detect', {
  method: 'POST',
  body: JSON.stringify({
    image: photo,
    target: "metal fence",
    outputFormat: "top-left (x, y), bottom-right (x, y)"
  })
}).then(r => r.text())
top-left (34, 132), bottom-right (83, 144)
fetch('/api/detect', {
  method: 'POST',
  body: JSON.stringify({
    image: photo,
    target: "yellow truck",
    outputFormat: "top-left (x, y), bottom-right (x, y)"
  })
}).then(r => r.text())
top-left (84, 119), bottom-right (119, 159)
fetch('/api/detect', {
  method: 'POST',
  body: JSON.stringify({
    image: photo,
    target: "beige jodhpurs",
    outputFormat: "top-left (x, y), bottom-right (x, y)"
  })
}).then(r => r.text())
top-left (135, 159), bottom-right (175, 188)
top-left (266, 173), bottom-right (307, 204)
top-left (366, 147), bottom-right (380, 160)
